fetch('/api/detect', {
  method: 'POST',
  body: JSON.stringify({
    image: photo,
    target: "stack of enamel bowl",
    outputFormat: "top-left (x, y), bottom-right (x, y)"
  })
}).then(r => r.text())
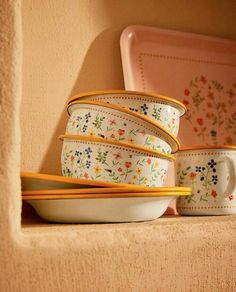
top-left (22, 90), bottom-right (189, 224)
top-left (60, 90), bottom-right (186, 187)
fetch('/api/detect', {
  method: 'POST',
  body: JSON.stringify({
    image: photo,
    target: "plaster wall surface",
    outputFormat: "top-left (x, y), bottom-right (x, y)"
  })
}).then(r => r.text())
top-left (0, 1), bottom-right (236, 292)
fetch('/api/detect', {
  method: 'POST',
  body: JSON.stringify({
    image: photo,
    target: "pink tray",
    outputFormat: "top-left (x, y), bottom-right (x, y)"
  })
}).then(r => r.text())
top-left (120, 25), bottom-right (236, 147)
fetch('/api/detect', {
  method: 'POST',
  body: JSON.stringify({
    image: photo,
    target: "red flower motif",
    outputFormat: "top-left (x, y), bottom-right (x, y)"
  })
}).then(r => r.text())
top-left (84, 172), bottom-right (89, 179)
top-left (189, 172), bottom-right (197, 179)
top-left (141, 129), bottom-right (146, 136)
top-left (118, 167), bottom-right (122, 172)
top-left (211, 190), bottom-right (218, 198)
top-left (118, 129), bottom-right (125, 136)
top-left (184, 89), bottom-right (190, 96)
top-left (114, 153), bottom-right (122, 160)
top-left (196, 118), bottom-right (204, 126)
top-left (183, 99), bottom-right (189, 106)
top-left (109, 119), bottom-right (116, 126)
top-left (146, 158), bottom-right (151, 165)
top-left (193, 127), bottom-right (198, 132)
top-left (110, 134), bottom-right (115, 139)
top-left (125, 162), bottom-right (132, 168)
top-left (200, 76), bottom-right (207, 84)
top-left (229, 194), bottom-right (234, 201)
top-left (70, 155), bottom-right (75, 161)
top-left (208, 92), bottom-right (214, 100)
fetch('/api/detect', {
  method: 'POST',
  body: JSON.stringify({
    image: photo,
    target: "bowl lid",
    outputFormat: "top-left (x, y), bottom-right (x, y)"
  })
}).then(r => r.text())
top-left (68, 90), bottom-right (187, 115)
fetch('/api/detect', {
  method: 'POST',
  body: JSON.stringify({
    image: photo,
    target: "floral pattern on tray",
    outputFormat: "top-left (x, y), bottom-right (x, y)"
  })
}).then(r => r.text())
top-left (182, 76), bottom-right (236, 145)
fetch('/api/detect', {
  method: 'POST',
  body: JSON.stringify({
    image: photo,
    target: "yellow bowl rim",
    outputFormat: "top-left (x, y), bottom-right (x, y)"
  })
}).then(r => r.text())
top-left (22, 191), bottom-right (191, 200)
top-left (22, 186), bottom-right (192, 195)
top-left (67, 99), bottom-right (179, 153)
top-left (68, 90), bottom-right (187, 115)
top-left (59, 134), bottom-right (175, 161)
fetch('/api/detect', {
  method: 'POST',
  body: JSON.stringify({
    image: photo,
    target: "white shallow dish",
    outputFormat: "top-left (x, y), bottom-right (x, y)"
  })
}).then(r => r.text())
top-left (26, 196), bottom-right (175, 223)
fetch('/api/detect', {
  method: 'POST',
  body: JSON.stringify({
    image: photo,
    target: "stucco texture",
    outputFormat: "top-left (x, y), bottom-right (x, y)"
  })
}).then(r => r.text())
top-left (0, 0), bottom-right (236, 291)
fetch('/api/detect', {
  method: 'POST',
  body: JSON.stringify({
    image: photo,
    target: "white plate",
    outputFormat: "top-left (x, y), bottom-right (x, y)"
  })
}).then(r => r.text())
top-left (26, 195), bottom-right (175, 223)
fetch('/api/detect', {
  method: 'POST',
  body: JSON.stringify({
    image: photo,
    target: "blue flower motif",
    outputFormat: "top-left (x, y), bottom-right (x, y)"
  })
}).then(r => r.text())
top-left (85, 113), bottom-right (91, 119)
top-left (85, 161), bottom-right (91, 169)
top-left (85, 147), bottom-right (92, 155)
top-left (75, 151), bottom-right (82, 156)
top-left (208, 159), bottom-right (216, 168)
top-left (195, 166), bottom-right (201, 172)
top-left (140, 104), bottom-right (148, 115)
top-left (82, 125), bottom-right (88, 133)
top-left (210, 130), bottom-right (217, 137)
top-left (85, 113), bottom-right (91, 123)
top-left (212, 175), bottom-right (218, 185)
top-left (85, 147), bottom-right (92, 159)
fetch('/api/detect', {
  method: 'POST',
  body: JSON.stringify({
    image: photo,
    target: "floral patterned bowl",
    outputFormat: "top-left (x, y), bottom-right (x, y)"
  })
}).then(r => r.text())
top-left (59, 134), bottom-right (175, 187)
top-left (175, 145), bottom-right (236, 215)
top-left (67, 100), bottom-right (179, 154)
top-left (68, 90), bottom-right (186, 137)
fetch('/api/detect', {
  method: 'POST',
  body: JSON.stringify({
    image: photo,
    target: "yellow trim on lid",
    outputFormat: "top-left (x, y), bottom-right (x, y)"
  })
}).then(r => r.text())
top-left (67, 99), bottom-right (180, 153)
top-left (59, 134), bottom-right (175, 161)
top-left (68, 90), bottom-right (187, 115)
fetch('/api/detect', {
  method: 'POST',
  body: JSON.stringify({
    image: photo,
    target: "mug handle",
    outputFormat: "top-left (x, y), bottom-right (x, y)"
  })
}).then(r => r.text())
top-left (216, 156), bottom-right (235, 197)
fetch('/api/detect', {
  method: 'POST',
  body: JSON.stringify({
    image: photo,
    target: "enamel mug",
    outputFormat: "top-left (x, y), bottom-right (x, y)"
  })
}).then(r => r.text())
top-left (175, 146), bottom-right (236, 215)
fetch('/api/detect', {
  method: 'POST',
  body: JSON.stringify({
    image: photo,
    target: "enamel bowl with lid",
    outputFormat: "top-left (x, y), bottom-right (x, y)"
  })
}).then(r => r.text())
top-left (68, 90), bottom-right (186, 137)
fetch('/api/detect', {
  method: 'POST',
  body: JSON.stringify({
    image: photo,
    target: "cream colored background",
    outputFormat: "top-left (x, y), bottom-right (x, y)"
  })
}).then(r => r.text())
top-left (21, 0), bottom-right (236, 174)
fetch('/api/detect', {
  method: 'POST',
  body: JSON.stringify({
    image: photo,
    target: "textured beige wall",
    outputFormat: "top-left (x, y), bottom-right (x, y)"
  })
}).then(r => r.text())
top-left (21, 0), bottom-right (236, 174)
top-left (1, 2), bottom-right (236, 291)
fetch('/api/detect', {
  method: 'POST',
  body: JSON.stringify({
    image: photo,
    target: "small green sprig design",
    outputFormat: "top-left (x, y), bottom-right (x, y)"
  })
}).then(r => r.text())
top-left (152, 106), bottom-right (162, 121)
top-left (96, 148), bottom-right (108, 165)
top-left (92, 114), bottom-right (105, 130)
top-left (177, 166), bottom-right (191, 186)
